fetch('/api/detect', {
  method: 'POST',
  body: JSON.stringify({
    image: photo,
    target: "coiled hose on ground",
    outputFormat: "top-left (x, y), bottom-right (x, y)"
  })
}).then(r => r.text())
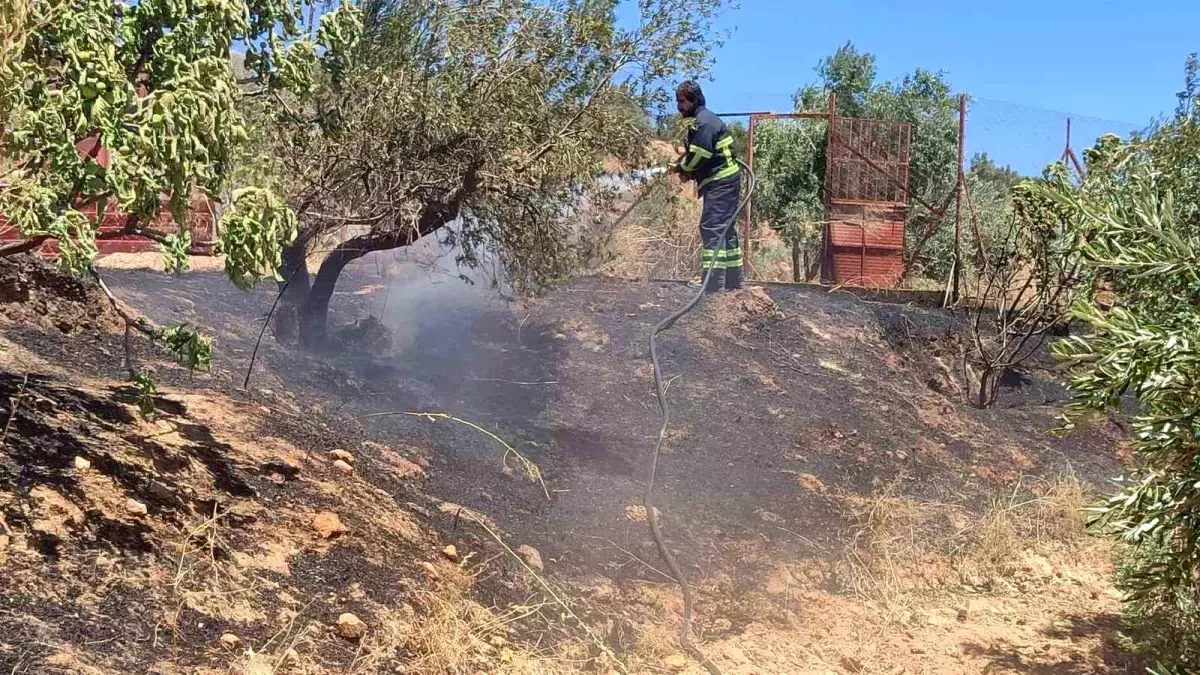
top-left (645, 158), bottom-right (755, 675)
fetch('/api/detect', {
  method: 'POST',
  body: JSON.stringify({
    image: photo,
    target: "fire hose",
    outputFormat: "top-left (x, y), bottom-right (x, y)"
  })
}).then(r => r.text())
top-left (645, 158), bottom-right (754, 675)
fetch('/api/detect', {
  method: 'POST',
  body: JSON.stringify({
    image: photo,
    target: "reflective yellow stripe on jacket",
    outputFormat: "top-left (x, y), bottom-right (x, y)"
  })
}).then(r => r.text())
top-left (699, 135), bottom-right (740, 189)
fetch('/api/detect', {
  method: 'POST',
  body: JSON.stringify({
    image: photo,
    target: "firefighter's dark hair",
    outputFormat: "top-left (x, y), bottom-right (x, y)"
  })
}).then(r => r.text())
top-left (676, 80), bottom-right (706, 108)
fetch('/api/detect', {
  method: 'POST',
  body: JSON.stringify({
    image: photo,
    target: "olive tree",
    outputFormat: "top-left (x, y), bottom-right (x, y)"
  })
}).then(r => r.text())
top-left (957, 171), bottom-right (1082, 408)
top-left (260, 0), bottom-right (731, 346)
top-left (1033, 119), bottom-right (1200, 670)
top-left (750, 119), bottom-right (825, 281)
top-left (0, 0), bottom-right (359, 369)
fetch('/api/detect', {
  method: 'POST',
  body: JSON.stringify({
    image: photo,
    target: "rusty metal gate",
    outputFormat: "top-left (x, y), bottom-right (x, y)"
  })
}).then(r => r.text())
top-left (822, 114), bottom-right (912, 287)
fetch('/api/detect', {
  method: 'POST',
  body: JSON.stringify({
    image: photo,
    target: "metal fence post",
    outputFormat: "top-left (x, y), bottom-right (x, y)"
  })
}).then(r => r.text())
top-left (951, 92), bottom-right (966, 304)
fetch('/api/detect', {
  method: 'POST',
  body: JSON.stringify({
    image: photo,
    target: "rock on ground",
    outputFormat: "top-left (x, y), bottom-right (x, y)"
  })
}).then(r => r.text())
top-left (663, 654), bottom-right (689, 671)
top-left (312, 511), bottom-right (347, 539)
top-left (518, 544), bottom-right (544, 572)
top-left (336, 613), bottom-right (366, 640)
top-left (420, 561), bottom-right (441, 581)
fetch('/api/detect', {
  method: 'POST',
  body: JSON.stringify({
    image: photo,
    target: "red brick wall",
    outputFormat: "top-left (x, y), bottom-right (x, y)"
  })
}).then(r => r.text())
top-left (0, 136), bottom-right (219, 256)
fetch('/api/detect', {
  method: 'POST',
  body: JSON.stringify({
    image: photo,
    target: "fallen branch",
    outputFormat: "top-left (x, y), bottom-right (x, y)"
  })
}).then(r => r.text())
top-left (0, 235), bottom-right (49, 256)
top-left (465, 377), bottom-right (558, 386)
top-left (89, 266), bottom-right (158, 337)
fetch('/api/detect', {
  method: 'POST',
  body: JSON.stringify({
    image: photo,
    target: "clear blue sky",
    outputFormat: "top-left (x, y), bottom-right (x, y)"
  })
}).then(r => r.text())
top-left (697, 0), bottom-right (1198, 174)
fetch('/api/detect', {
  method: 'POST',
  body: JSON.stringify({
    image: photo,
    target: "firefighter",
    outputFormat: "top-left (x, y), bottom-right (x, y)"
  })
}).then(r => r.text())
top-left (669, 80), bottom-right (743, 292)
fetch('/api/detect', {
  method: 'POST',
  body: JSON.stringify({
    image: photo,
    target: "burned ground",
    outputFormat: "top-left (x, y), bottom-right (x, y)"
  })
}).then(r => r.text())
top-left (0, 253), bottom-right (1136, 673)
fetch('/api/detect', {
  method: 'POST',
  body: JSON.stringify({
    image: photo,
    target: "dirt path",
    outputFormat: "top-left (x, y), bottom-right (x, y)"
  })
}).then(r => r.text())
top-left (97, 260), bottom-right (1139, 673)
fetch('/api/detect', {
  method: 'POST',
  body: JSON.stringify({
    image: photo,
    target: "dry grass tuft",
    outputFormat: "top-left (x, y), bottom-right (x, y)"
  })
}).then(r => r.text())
top-left (957, 475), bottom-right (1087, 578)
top-left (836, 474), bottom-right (1092, 619)
top-left (600, 179), bottom-right (702, 280)
top-left (163, 506), bottom-right (267, 633)
top-left (349, 566), bottom-right (586, 675)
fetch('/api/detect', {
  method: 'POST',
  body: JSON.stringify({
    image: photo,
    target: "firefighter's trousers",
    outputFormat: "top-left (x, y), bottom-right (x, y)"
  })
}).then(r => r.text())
top-left (698, 173), bottom-right (743, 292)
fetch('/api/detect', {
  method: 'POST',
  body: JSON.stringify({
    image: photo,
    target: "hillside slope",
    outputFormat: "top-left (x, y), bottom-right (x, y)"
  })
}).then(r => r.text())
top-left (2, 254), bottom-right (1140, 673)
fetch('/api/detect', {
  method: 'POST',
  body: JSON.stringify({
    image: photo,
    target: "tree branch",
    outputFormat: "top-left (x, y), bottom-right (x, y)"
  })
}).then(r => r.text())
top-left (89, 266), bottom-right (160, 377)
top-left (0, 235), bottom-right (50, 256)
top-left (522, 62), bottom-right (624, 169)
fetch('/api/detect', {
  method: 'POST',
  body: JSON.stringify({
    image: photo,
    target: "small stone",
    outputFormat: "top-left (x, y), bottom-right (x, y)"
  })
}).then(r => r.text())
top-left (283, 648), bottom-right (300, 663)
top-left (724, 645), bottom-right (750, 665)
top-left (517, 544), bottom-right (544, 572)
top-left (765, 568), bottom-right (796, 595)
top-left (330, 449), bottom-right (356, 465)
top-left (840, 655), bottom-right (866, 673)
top-left (955, 606), bottom-right (970, 622)
top-left (624, 505), bottom-right (648, 522)
top-left (442, 545), bottom-right (458, 562)
top-left (312, 511), bottom-right (347, 539)
top-left (380, 450), bottom-right (426, 479)
top-left (420, 561), bottom-right (441, 581)
top-left (73, 456), bottom-right (91, 471)
top-left (332, 459), bottom-right (355, 474)
top-left (796, 473), bottom-right (825, 492)
top-left (219, 632), bottom-right (240, 649)
top-left (1024, 554), bottom-right (1054, 579)
top-left (336, 612), bottom-right (366, 640)
top-left (757, 510), bottom-right (785, 524)
top-left (126, 499), bottom-right (148, 516)
top-left (663, 654), bottom-right (689, 671)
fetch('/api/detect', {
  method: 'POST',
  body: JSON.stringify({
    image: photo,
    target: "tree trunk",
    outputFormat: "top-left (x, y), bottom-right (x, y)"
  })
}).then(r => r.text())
top-left (976, 367), bottom-right (998, 408)
top-left (290, 163), bottom-right (480, 348)
top-left (297, 243), bottom-right (364, 348)
top-left (804, 248), bottom-right (820, 282)
top-left (791, 240), bottom-right (801, 283)
top-left (273, 240), bottom-right (311, 345)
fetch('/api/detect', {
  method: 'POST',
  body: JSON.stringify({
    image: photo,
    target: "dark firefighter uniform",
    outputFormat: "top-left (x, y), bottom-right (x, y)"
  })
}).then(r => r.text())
top-left (678, 106), bottom-right (742, 292)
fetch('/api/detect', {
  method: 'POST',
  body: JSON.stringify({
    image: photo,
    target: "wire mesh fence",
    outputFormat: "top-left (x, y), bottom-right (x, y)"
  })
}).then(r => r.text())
top-left (736, 94), bottom-right (1146, 294)
top-left (967, 96), bottom-right (1143, 176)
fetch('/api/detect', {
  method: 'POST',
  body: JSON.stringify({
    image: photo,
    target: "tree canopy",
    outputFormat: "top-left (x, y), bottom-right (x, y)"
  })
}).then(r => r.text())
top-left (0, 0), bottom-right (359, 278)
top-left (0, 0), bottom-right (360, 376)
top-left (259, 0), bottom-right (732, 345)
